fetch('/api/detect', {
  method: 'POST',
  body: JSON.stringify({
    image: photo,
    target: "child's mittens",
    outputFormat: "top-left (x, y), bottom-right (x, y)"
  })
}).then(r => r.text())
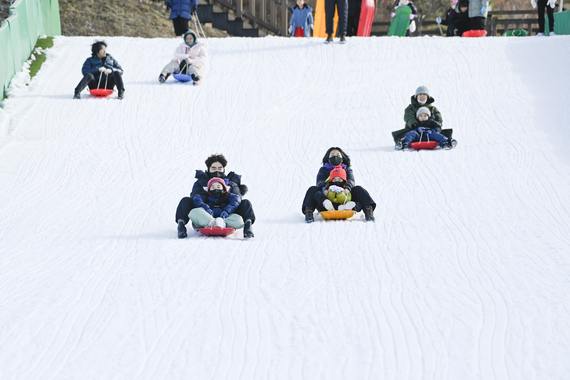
top-left (530, 0), bottom-right (537, 8)
top-left (416, 126), bottom-right (425, 134)
top-left (480, 5), bottom-right (487, 14)
top-left (205, 207), bottom-right (213, 215)
top-left (391, 12), bottom-right (397, 18)
top-left (310, 24), bottom-right (314, 30)
top-left (409, 14), bottom-right (415, 20)
top-left (288, 25), bottom-right (293, 34)
top-left (329, 185), bottom-right (344, 194)
top-left (547, 0), bottom-right (555, 7)
top-left (220, 211), bottom-right (229, 219)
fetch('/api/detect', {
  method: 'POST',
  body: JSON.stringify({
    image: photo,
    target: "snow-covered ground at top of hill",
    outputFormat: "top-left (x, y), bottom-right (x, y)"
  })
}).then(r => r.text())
top-left (1, 35), bottom-right (570, 380)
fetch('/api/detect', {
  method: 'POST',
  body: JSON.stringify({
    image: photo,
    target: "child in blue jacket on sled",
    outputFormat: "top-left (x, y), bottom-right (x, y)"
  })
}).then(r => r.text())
top-left (189, 178), bottom-right (244, 229)
top-left (397, 107), bottom-right (452, 150)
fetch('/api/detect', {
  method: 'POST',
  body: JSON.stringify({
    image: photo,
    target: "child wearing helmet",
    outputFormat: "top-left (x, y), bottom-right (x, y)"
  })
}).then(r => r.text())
top-left (189, 178), bottom-right (244, 229)
top-left (158, 30), bottom-right (208, 84)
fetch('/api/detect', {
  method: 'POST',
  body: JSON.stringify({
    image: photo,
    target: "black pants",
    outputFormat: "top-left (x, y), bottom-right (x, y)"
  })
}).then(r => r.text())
top-left (172, 16), bottom-right (189, 36)
top-left (74, 72), bottom-right (124, 94)
top-left (537, 0), bottom-right (555, 33)
top-left (302, 185), bottom-right (376, 213)
top-left (470, 16), bottom-right (486, 31)
top-left (346, 15), bottom-right (360, 37)
top-left (175, 197), bottom-right (256, 224)
top-left (325, 0), bottom-right (348, 36)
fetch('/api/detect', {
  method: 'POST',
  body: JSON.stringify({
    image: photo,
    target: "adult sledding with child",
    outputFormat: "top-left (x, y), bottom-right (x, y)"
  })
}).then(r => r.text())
top-left (392, 86), bottom-right (458, 151)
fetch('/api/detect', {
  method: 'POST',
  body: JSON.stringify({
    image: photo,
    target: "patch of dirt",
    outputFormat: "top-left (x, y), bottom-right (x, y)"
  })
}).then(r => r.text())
top-left (58, 0), bottom-right (228, 38)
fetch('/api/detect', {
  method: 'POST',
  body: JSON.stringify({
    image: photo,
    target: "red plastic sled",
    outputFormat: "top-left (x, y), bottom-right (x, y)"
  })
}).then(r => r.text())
top-left (89, 89), bottom-right (114, 97)
top-left (199, 227), bottom-right (236, 237)
top-left (463, 30), bottom-right (487, 38)
top-left (410, 141), bottom-right (438, 150)
top-left (320, 210), bottom-right (356, 220)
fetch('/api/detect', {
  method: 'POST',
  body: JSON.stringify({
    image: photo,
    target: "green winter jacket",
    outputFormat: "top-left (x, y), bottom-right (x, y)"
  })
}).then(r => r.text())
top-left (403, 95), bottom-right (443, 129)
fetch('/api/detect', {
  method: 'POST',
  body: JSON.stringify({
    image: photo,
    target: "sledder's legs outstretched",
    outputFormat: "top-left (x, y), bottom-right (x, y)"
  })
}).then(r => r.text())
top-left (189, 208), bottom-right (244, 229)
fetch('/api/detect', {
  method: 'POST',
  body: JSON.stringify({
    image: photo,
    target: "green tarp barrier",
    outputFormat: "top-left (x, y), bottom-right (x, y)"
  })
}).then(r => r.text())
top-left (552, 9), bottom-right (570, 35)
top-left (1, 0), bottom-right (61, 98)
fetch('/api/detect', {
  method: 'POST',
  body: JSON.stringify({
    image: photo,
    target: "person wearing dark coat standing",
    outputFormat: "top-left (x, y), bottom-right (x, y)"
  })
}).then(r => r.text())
top-left (324, 0), bottom-right (348, 43)
top-left (166, 0), bottom-right (198, 36)
top-left (175, 154), bottom-right (256, 239)
top-left (73, 41), bottom-right (125, 100)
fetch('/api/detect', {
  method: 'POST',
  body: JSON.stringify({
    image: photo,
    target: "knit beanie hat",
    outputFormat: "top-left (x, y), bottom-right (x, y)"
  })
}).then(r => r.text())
top-left (183, 30), bottom-right (198, 47)
top-left (207, 177), bottom-right (228, 193)
top-left (416, 107), bottom-right (431, 118)
top-left (415, 85), bottom-right (430, 98)
top-left (329, 165), bottom-right (347, 182)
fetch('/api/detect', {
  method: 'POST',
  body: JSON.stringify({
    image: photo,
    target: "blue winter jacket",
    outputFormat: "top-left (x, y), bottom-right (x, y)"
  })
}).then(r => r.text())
top-left (289, 5), bottom-right (314, 37)
top-left (316, 163), bottom-right (355, 192)
top-left (193, 192), bottom-right (241, 217)
top-left (81, 54), bottom-right (123, 76)
top-left (190, 170), bottom-right (243, 202)
top-left (166, 0), bottom-right (198, 20)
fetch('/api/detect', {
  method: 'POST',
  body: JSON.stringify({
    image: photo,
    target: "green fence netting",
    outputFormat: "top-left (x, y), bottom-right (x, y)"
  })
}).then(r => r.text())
top-left (1, 0), bottom-right (61, 98)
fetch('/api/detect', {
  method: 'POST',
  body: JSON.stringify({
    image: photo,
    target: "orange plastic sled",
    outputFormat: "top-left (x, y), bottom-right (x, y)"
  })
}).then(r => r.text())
top-left (320, 210), bottom-right (356, 220)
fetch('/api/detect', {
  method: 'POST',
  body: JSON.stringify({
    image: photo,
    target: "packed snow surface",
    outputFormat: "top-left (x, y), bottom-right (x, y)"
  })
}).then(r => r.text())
top-left (1, 35), bottom-right (570, 380)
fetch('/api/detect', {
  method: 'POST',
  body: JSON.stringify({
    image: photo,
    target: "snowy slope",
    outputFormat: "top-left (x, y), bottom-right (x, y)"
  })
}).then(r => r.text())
top-left (1, 35), bottom-right (570, 380)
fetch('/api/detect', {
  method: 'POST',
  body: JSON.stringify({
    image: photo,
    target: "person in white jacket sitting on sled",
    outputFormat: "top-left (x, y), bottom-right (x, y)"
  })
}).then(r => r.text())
top-left (158, 30), bottom-right (208, 84)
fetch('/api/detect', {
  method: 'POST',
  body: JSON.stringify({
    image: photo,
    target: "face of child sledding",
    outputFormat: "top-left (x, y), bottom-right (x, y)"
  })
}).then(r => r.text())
top-left (97, 46), bottom-right (106, 59)
top-left (296, 0), bottom-right (305, 7)
top-left (418, 113), bottom-right (429, 122)
top-left (185, 34), bottom-right (196, 46)
top-left (459, 5), bottom-right (468, 12)
top-left (209, 182), bottom-right (224, 192)
top-left (331, 177), bottom-right (345, 187)
top-left (209, 162), bottom-right (225, 177)
top-left (416, 93), bottom-right (428, 103)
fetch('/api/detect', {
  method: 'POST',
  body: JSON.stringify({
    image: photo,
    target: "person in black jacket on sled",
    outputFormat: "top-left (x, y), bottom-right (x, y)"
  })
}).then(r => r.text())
top-left (73, 41), bottom-right (125, 100)
top-left (175, 154), bottom-right (255, 239)
top-left (301, 147), bottom-right (376, 223)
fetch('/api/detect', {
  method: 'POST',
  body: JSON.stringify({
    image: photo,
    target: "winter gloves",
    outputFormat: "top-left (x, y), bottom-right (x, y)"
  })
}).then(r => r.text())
top-left (220, 211), bottom-right (229, 219)
top-left (548, 0), bottom-right (556, 7)
top-left (416, 126), bottom-right (426, 134)
top-left (480, 5), bottom-right (487, 15)
top-left (191, 4), bottom-right (197, 15)
top-left (98, 67), bottom-right (113, 75)
top-left (166, 1), bottom-right (171, 11)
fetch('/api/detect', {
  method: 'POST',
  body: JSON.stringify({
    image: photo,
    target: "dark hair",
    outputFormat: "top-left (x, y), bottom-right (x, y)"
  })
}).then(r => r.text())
top-left (91, 41), bottom-right (107, 56)
top-left (205, 154), bottom-right (228, 169)
top-left (457, 0), bottom-right (469, 9)
top-left (321, 147), bottom-right (351, 167)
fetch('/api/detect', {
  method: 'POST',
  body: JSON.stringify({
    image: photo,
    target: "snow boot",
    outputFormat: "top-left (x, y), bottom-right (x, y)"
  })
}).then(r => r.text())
top-left (363, 206), bottom-right (375, 222)
top-left (159, 74), bottom-right (167, 83)
top-left (442, 141), bottom-right (451, 150)
top-left (323, 199), bottom-right (334, 211)
top-left (304, 209), bottom-right (315, 223)
top-left (394, 139), bottom-right (403, 151)
top-left (450, 138), bottom-right (458, 148)
top-left (339, 35), bottom-right (347, 44)
top-left (177, 219), bottom-right (188, 239)
top-left (325, 34), bottom-right (333, 44)
top-left (73, 92), bottom-right (81, 99)
top-left (243, 219), bottom-right (254, 238)
top-left (402, 141), bottom-right (411, 151)
top-left (191, 222), bottom-right (200, 232)
top-left (117, 90), bottom-right (125, 100)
